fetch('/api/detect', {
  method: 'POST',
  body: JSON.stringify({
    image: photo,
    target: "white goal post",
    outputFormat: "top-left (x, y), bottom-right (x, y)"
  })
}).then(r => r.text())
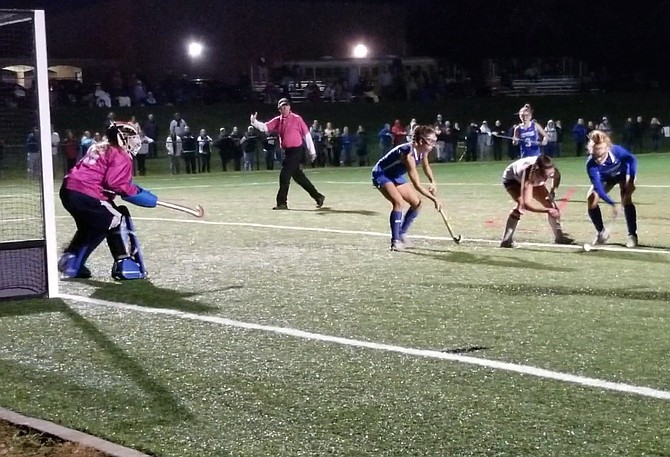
top-left (0, 9), bottom-right (58, 299)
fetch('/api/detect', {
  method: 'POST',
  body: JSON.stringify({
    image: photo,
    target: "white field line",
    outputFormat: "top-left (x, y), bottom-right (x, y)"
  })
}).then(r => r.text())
top-left (134, 216), bottom-right (670, 255)
top-left (58, 293), bottom-right (670, 401)
top-left (3, 182), bottom-right (670, 200)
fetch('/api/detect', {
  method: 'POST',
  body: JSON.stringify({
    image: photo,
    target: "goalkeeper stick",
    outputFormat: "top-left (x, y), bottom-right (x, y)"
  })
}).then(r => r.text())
top-left (156, 200), bottom-right (205, 218)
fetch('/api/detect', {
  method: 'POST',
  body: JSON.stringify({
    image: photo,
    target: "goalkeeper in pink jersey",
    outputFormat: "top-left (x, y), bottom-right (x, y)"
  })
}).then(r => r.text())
top-left (58, 123), bottom-right (158, 280)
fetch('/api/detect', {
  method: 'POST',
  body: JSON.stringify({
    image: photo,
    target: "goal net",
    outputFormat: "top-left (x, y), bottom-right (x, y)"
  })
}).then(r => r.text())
top-left (0, 10), bottom-right (57, 299)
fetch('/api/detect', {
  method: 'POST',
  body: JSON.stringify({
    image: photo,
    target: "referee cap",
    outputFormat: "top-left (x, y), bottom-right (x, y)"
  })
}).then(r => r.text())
top-left (277, 98), bottom-right (290, 108)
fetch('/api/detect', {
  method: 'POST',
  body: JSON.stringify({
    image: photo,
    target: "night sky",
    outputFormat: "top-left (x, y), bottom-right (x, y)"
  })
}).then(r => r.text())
top-left (8, 0), bottom-right (670, 79)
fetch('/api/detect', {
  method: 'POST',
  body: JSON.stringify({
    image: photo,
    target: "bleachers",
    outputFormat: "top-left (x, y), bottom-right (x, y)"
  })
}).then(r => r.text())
top-left (252, 80), bottom-right (327, 103)
top-left (492, 77), bottom-right (581, 96)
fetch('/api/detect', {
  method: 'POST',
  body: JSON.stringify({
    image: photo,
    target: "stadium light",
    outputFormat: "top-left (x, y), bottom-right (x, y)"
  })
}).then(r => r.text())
top-left (352, 43), bottom-right (368, 59)
top-left (187, 41), bottom-right (204, 58)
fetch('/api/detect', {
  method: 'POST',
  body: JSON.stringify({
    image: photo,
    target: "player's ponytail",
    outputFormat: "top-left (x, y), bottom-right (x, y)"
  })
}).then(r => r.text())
top-left (587, 130), bottom-right (613, 155)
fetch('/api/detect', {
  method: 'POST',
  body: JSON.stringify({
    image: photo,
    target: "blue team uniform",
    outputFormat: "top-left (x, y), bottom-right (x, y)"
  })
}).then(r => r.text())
top-left (372, 143), bottom-right (424, 187)
top-left (586, 145), bottom-right (637, 205)
top-left (517, 122), bottom-right (541, 158)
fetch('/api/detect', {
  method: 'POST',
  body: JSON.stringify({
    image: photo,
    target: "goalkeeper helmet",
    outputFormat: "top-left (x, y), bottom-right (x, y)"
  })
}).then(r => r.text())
top-left (107, 122), bottom-right (142, 156)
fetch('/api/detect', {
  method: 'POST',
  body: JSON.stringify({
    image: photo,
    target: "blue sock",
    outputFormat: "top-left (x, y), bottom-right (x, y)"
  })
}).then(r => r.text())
top-left (624, 204), bottom-right (637, 235)
top-left (588, 206), bottom-right (604, 232)
top-left (400, 208), bottom-right (419, 235)
top-left (390, 210), bottom-right (402, 241)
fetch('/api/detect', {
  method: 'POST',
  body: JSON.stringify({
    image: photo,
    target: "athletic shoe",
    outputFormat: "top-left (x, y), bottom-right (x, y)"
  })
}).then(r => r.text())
top-left (272, 204), bottom-right (289, 210)
top-left (554, 234), bottom-right (576, 245)
top-left (499, 239), bottom-right (517, 248)
top-left (626, 234), bottom-right (638, 248)
top-left (315, 194), bottom-right (325, 209)
top-left (399, 233), bottom-right (413, 248)
top-left (593, 228), bottom-right (610, 245)
top-left (390, 240), bottom-right (404, 251)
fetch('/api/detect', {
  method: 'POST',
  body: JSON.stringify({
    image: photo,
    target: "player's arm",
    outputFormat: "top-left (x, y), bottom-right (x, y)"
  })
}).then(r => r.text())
top-left (106, 156), bottom-right (157, 207)
top-left (536, 123), bottom-right (548, 146)
top-left (620, 148), bottom-right (638, 183)
top-left (403, 153), bottom-right (440, 208)
top-left (587, 163), bottom-right (615, 205)
top-left (420, 152), bottom-right (436, 194)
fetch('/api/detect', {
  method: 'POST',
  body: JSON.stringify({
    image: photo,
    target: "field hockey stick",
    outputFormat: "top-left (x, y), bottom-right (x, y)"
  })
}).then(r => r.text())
top-left (491, 132), bottom-right (541, 146)
top-left (457, 145), bottom-right (467, 162)
top-left (438, 208), bottom-right (462, 244)
top-left (156, 200), bottom-right (205, 218)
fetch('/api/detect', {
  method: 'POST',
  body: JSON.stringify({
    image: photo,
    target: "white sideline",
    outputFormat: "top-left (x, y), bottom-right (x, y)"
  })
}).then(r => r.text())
top-left (134, 217), bottom-right (670, 255)
top-left (58, 293), bottom-right (670, 401)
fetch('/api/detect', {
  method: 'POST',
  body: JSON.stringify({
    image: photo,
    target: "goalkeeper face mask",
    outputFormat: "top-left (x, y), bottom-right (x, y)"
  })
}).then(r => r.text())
top-left (115, 122), bottom-right (142, 156)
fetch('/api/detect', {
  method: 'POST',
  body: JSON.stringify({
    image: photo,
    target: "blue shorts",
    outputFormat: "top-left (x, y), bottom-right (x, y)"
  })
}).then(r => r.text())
top-left (372, 173), bottom-right (407, 189)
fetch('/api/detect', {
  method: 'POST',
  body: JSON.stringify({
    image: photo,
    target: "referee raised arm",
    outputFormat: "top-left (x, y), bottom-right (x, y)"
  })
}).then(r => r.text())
top-left (251, 98), bottom-right (325, 210)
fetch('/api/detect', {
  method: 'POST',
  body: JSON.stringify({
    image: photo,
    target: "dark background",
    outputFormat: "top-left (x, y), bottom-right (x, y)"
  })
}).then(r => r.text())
top-left (5, 0), bottom-right (670, 81)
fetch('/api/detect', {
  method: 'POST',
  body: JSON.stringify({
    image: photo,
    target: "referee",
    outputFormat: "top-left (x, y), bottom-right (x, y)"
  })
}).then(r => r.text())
top-left (251, 98), bottom-right (325, 210)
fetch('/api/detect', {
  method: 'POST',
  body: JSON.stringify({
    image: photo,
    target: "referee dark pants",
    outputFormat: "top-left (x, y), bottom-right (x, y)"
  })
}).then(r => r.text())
top-left (277, 146), bottom-right (321, 206)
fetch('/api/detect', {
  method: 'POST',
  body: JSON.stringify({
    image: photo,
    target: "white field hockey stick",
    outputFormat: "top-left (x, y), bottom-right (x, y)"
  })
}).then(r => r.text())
top-left (156, 200), bottom-right (205, 218)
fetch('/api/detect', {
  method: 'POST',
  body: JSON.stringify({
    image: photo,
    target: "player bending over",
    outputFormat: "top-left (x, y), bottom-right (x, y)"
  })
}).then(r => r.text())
top-left (372, 125), bottom-right (442, 251)
top-left (58, 123), bottom-right (158, 279)
top-left (585, 130), bottom-right (639, 248)
top-left (500, 154), bottom-right (573, 248)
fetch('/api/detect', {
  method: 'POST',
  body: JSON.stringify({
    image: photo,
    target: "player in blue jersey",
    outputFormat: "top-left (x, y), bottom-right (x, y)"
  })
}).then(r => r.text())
top-left (585, 130), bottom-right (639, 247)
top-left (499, 154), bottom-right (573, 247)
top-left (513, 104), bottom-right (548, 158)
top-left (372, 125), bottom-right (442, 251)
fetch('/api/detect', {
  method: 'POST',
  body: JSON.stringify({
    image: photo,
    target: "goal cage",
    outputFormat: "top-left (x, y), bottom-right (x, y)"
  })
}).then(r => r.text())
top-left (0, 10), bottom-right (58, 299)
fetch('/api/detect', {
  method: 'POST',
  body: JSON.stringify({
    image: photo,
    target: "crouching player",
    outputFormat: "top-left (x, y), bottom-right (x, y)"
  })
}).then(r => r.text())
top-left (372, 125), bottom-right (442, 251)
top-left (58, 123), bottom-right (157, 279)
top-left (585, 130), bottom-right (638, 247)
top-left (500, 154), bottom-right (573, 247)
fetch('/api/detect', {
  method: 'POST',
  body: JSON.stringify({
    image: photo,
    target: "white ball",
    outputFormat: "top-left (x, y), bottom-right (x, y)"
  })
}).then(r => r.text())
top-left (582, 243), bottom-right (592, 252)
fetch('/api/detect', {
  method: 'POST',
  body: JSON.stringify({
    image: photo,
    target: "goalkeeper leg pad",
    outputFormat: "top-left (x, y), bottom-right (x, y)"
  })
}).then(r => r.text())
top-left (107, 206), bottom-right (147, 279)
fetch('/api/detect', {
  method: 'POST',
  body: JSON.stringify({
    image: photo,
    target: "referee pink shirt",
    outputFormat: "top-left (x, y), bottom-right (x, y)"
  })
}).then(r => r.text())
top-left (265, 112), bottom-right (309, 149)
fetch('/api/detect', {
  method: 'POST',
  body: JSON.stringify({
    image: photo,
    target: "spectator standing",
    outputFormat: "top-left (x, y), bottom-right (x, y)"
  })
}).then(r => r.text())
top-left (340, 126), bottom-right (353, 166)
top-left (181, 127), bottom-right (197, 174)
top-left (51, 125), bottom-right (60, 174)
top-left (555, 120), bottom-right (563, 157)
top-left (544, 120), bottom-right (558, 157)
top-left (230, 126), bottom-right (243, 171)
top-left (378, 123), bottom-right (393, 157)
top-left (263, 134), bottom-right (278, 170)
top-left (240, 126), bottom-right (258, 171)
top-left (572, 118), bottom-right (588, 156)
top-left (136, 131), bottom-right (152, 176)
top-left (622, 117), bottom-right (634, 152)
top-left (632, 116), bottom-right (644, 153)
top-left (197, 129), bottom-right (213, 173)
top-left (62, 129), bottom-right (79, 172)
top-left (354, 125), bottom-right (368, 166)
top-left (143, 114), bottom-right (159, 158)
top-left (215, 128), bottom-right (235, 171)
top-left (391, 119), bottom-right (407, 147)
top-left (166, 134), bottom-right (182, 174)
top-left (492, 120), bottom-right (505, 160)
top-left (649, 117), bottom-right (662, 152)
top-left (26, 127), bottom-right (40, 178)
top-left (250, 98), bottom-right (325, 210)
